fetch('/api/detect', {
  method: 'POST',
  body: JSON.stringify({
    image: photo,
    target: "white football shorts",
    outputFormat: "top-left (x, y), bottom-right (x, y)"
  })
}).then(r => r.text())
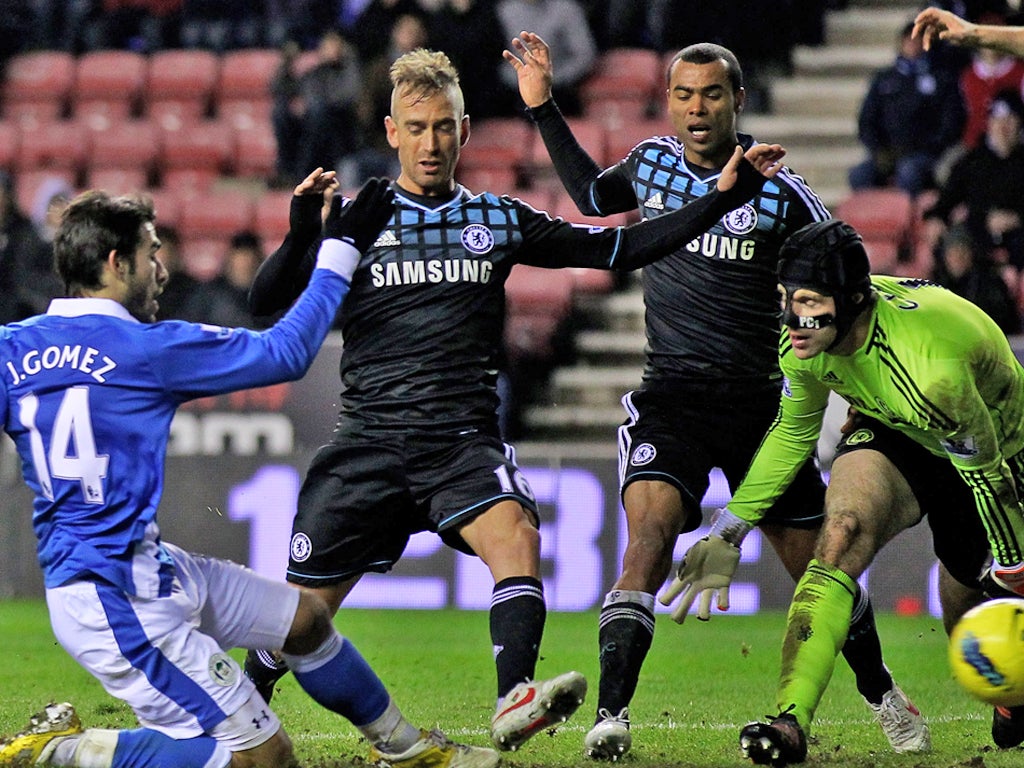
top-left (46, 542), bottom-right (299, 749)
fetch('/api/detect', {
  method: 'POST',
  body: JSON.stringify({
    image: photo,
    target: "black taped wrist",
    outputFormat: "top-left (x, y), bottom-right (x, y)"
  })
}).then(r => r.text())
top-left (525, 98), bottom-right (561, 125)
top-left (718, 158), bottom-right (768, 210)
top-left (289, 194), bottom-right (324, 235)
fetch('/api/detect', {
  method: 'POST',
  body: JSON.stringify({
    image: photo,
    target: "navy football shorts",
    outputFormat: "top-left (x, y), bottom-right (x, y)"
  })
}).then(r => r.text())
top-left (286, 424), bottom-right (539, 587)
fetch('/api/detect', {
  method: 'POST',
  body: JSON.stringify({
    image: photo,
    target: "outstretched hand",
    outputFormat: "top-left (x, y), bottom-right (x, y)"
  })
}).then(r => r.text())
top-left (503, 31), bottom-right (554, 109)
top-left (913, 7), bottom-right (973, 51)
top-left (323, 177), bottom-right (394, 254)
top-left (658, 535), bottom-right (741, 623)
top-left (293, 166), bottom-right (339, 197)
top-left (716, 144), bottom-right (786, 192)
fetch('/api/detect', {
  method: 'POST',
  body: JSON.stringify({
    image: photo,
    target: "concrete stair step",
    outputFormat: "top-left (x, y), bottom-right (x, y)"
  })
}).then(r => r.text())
top-left (550, 365), bottom-right (644, 407)
top-left (826, 7), bottom-right (920, 47)
top-left (521, 404), bottom-right (626, 439)
top-left (575, 329), bottom-right (648, 366)
top-left (771, 76), bottom-right (868, 119)
top-left (792, 43), bottom-right (892, 78)
top-left (738, 113), bottom-right (857, 145)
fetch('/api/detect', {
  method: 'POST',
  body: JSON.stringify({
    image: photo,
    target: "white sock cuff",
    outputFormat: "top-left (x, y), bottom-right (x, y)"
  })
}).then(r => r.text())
top-left (281, 629), bottom-right (343, 674)
top-left (602, 590), bottom-right (656, 612)
top-left (315, 239), bottom-right (360, 281)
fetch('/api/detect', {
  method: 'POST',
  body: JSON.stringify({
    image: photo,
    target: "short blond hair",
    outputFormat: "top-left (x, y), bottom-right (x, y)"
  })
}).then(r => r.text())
top-left (389, 48), bottom-right (465, 116)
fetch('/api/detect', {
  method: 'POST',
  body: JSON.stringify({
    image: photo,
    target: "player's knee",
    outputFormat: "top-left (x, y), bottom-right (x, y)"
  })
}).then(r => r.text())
top-left (283, 589), bottom-right (334, 655)
top-left (230, 731), bottom-right (297, 768)
top-left (816, 505), bottom-right (868, 562)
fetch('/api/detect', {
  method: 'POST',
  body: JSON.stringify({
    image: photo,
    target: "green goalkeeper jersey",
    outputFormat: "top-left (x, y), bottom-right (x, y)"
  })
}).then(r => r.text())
top-left (728, 276), bottom-right (1024, 564)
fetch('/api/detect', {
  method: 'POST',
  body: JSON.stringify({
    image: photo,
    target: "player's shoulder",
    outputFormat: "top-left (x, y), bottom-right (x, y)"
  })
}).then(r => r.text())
top-left (615, 134), bottom-right (683, 167)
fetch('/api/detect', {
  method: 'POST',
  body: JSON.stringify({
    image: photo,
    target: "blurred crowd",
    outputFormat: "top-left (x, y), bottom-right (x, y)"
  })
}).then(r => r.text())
top-left (847, 2), bottom-right (1024, 335)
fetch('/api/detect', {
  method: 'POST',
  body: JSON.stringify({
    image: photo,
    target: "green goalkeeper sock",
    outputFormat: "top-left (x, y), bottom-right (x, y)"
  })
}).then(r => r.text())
top-left (776, 559), bottom-right (857, 731)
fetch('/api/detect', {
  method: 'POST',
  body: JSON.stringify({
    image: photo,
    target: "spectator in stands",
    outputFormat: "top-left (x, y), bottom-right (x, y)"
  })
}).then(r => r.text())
top-left (153, 224), bottom-right (203, 321)
top-left (184, 230), bottom-right (268, 328)
top-left (428, 0), bottom-right (507, 120)
top-left (921, 89), bottom-right (1024, 274)
top-left (931, 224), bottom-right (1020, 333)
top-left (264, 0), bottom-right (338, 49)
top-left (271, 28), bottom-right (363, 183)
top-left (349, 0), bottom-right (428, 62)
top-left (848, 20), bottom-right (965, 195)
top-left (957, 12), bottom-right (1024, 151)
top-left (179, 0), bottom-right (263, 51)
top-left (3, 0), bottom-right (42, 58)
top-left (0, 170), bottom-right (61, 325)
top-left (352, 13), bottom-right (426, 186)
top-left (29, 176), bottom-right (75, 245)
top-left (79, 0), bottom-right (184, 52)
top-left (495, 0), bottom-right (597, 116)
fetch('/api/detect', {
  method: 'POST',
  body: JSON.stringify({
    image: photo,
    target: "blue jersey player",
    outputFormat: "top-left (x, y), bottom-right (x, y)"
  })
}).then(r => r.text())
top-left (0, 183), bottom-right (501, 768)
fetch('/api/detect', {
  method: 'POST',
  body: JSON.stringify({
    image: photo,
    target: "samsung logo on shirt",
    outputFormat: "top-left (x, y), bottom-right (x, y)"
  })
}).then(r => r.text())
top-left (369, 259), bottom-right (494, 287)
top-left (685, 232), bottom-right (755, 261)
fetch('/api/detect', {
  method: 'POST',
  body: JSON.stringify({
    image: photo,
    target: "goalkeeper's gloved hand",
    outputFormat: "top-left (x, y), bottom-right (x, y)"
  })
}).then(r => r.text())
top-left (322, 177), bottom-right (394, 253)
top-left (658, 507), bottom-right (752, 623)
top-left (990, 558), bottom-right (1024, 597)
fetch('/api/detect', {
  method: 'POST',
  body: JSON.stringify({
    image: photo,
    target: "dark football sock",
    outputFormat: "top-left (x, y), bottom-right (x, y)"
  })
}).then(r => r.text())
top-left (840, 586), bottom-right (892, 705)
top-left (490, 576), bottom-right (546, 699)
top-left (596, 590), bottom-right (655, 720)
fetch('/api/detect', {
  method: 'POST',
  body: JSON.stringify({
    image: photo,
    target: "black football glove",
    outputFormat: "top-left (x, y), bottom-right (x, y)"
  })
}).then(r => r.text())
top-left (322, 177), bottom-right (394, 253)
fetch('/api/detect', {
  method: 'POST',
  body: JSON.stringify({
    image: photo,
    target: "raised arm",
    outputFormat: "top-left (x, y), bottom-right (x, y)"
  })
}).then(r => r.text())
top-left (248, 167), bottom-right (338, 316)
top-left (504, 31), bottom-right (637, 215)
top-left (914, 6), bottom-right (1024, 57)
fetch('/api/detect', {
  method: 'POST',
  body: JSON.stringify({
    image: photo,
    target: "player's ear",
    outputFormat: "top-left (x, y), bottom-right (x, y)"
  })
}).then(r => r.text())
top-left (734, 86), bottom-right (746, 115)
top-left (385, 116), bottom-right (399, 149)
top-left (460, 115), bottom-right (471, 147)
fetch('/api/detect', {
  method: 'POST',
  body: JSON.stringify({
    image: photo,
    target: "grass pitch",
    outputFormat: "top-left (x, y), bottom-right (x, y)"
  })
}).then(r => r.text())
top-left (1, 599), bottom-right (1018, 767)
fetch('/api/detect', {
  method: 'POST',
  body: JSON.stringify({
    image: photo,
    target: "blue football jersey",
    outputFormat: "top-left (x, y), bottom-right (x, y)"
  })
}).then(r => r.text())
top-left (0, 266), bottom-right (348, 595)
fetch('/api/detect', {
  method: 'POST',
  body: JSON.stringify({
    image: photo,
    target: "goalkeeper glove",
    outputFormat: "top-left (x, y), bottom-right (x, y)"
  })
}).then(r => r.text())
top-left (323, 177), bottom-right (395, 253)
top-left (658, 508), bottom-right (751, 623)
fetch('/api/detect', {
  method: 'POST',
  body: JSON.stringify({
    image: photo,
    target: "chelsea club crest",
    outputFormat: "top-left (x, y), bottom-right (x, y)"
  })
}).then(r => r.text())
top-left (723, 204), bottom-right (758, 235)
top-left (461, 224), bottom-right (494, 254)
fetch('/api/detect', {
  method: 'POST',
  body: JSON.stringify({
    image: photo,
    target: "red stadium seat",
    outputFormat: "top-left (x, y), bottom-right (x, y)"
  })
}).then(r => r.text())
top-left (0, 120), bottom-right (20, 170)
top-left (158, 120), bottom-right (234, 189)
top-left (834, 188), bottom-right (916, 274)
top-left (233, 122), bottom-right (277, 179)
top-left (145, 50), bottom-right (220, 129)
top-left (253, 189), bottom-right (295, 246)
top-left (504, 265), bottom-right (575, 361)
top-left (146, 187), bottom-right (184, 229)
top-left (216, 48), bottom-right (279, 129)
top-left (1, 51), bottom-right (75, 125)
top-left (458, 118), bottom-right (534, 171)
top-left (603, 117), bottom-right (673, 165)
top-left (15, 120), bottom-right (90, 179)
top-left (85, 167), bottom-right (149, 195)
top-left (88, 120), bottom-right (161, 176)
top-left (13, 169), bottom-right (77, 216)
top-left (72, 51), bottom-right (148, 127)
top-left (180, 237), bottom-right (228, 281)
top-left (582, 48), bottom-right (663, 128)
top-left (178, 189), bottom-right (256, 241)
top-left (455, 167), bottom-right (519, 195)
top-left (525, 117), bottom-right (606, 171)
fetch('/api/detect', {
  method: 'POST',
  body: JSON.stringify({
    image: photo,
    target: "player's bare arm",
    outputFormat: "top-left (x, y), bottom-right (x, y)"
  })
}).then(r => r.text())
top-left (503, 31), bottom-right (553, 109)
top-left (914, 6), bottom-right (1024, 56)
top-left (717, 143), bottom-right (786, 192)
